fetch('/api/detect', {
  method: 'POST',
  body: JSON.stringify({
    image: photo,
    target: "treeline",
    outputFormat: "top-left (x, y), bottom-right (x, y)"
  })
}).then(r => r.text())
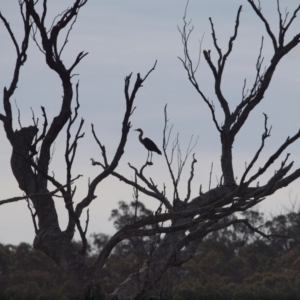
top-left (1, 201), bottom-right (300, 299)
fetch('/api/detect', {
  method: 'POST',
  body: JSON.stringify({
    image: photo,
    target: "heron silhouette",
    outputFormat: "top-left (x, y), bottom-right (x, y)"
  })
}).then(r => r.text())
top-left (135, 128), bottom-right (161, 163)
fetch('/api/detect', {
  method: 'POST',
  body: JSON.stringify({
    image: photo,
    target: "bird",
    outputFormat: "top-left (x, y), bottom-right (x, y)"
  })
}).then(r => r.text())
top-left (135, 128), bottom-right (162, 163)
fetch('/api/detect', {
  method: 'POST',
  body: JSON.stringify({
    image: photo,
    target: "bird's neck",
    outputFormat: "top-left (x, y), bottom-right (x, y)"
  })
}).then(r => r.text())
top-left (138, 132), bottom-right (143, 142)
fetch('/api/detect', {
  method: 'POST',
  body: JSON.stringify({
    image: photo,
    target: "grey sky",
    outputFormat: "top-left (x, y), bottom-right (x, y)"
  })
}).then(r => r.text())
top-left (1, 0), bottom-right (300, 245)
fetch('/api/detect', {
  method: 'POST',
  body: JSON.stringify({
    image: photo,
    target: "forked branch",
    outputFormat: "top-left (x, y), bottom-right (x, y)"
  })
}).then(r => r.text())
top-left (240, 113), bottom-right (272, 186)
top-left (163, 105), bottom-right (198, 201)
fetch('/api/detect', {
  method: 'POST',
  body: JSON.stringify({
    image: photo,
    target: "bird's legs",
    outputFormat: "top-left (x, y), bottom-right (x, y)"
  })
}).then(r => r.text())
top-left (146, 151), bottom-right (153, 165)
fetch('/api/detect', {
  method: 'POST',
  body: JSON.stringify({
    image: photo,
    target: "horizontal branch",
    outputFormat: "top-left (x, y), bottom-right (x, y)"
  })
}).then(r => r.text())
top-left (0, 184), bottom-right (70, 206)
top-left (112, 170), bottom-right (171, 210)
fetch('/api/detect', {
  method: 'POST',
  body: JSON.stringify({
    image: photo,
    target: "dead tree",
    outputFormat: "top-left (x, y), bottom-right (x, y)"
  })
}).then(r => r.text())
top-left (1, 1), bottom-right (300, 299)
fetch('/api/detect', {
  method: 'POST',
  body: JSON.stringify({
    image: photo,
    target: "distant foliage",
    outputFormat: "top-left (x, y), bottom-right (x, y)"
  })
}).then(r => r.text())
top-left (0, 243), bottom-right (83, 299)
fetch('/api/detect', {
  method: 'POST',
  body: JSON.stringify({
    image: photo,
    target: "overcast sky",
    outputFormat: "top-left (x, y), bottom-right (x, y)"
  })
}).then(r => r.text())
top-left (1, 0), bottom-right (300, 245)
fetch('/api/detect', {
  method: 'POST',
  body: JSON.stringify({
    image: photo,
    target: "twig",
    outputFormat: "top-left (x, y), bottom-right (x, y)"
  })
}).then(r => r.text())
top-left (184, 154), bottom-right (197, 203)
top-left (26, 198), bottom-right (38, 234)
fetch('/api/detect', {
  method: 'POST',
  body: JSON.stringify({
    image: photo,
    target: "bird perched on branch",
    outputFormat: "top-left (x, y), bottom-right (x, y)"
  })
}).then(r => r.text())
top-left (135, 128), bottom-right (161, 164)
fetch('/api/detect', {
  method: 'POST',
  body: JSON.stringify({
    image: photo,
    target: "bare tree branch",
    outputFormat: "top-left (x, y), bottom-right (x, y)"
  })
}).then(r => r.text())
top-left (76, 62), bottom-right (157, 219)
top-left (248, 0), bottom-right (278, 50)
top-left (240, 113), bottom-right (271, 186)
top-left (0, 184), bottom-right (71, 206)
top-left (184, 153), bottom-right (197, 203)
